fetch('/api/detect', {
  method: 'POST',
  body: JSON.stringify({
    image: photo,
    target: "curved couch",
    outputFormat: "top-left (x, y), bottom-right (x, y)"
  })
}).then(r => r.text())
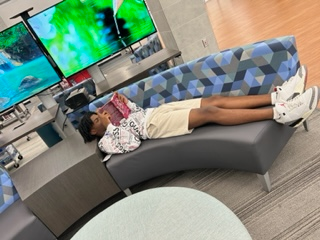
top-left (0, 167), bottom-right (55, 240)
top-left (89, 35), bottom-right (301, 193)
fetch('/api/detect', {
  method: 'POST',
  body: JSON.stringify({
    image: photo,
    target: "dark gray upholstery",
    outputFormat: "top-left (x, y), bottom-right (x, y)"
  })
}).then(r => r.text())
top-left (0, 200), bottom-right (55, 240)
top-left (107, 120), bottom-right (295, 190)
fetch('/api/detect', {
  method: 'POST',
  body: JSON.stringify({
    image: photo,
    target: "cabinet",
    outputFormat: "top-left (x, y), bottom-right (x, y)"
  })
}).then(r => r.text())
top-left (10, 133), bottom-right (121, 237)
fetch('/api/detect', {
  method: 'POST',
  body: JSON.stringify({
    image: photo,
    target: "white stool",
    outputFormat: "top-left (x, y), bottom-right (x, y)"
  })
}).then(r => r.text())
top-left (72, 187), bottom-right (252, 240)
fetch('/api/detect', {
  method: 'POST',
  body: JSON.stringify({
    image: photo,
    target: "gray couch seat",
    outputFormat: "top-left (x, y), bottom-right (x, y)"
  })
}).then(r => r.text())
top-left (0, 167), bottom-right (55, 240)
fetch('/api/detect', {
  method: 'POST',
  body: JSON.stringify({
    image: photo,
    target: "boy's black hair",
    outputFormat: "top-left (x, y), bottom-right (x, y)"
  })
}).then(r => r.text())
top-left (78, 112), bottom-right (97, 143)
top-left (78, 112), bottom-right (107, 158)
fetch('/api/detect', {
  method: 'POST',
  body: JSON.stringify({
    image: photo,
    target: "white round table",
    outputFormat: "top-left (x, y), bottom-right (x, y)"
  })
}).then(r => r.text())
top-left (72, 187), bottom-right (252, 240)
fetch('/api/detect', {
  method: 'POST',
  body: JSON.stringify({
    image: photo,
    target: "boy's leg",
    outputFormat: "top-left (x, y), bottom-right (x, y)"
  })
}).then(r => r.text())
top-left (189, 85), bottom-right (319, 129)
top-left (200, 94), bottom-right (272, 109)
top-left (188, 107), bottom-right (273, 129)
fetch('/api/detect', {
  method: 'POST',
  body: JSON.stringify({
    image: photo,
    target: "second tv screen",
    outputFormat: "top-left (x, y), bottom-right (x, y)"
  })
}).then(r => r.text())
top-left (28, 0), bottom-right (156, 77)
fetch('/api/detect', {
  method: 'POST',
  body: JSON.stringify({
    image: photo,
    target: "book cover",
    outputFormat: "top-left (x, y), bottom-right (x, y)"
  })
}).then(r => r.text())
top-left (99, 93), bottom-right (131, 126)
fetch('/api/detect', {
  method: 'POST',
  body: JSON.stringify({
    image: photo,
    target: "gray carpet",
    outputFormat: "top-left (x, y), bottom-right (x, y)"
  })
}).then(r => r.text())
top-left (132, 109), bottom-right (320, 240)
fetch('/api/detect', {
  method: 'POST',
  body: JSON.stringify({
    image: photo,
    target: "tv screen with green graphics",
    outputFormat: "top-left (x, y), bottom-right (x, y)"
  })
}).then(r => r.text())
top-left (27, 0), bottom-right (157, 78)
top-left (0, 22), bottom-right (61, 113)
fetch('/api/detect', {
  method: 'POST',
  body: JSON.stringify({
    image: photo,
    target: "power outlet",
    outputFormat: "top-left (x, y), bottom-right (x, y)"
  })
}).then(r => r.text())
top-left (202, 38), bottom-right (209, 48)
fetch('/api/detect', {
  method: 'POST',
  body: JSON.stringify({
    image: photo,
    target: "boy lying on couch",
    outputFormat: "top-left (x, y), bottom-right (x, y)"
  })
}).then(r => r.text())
top-left (78, 66), bottom-right (319, 156)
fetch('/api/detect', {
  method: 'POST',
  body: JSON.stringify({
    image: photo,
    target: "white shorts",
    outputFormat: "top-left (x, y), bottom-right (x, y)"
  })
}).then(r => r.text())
top-left (146, 98), bottom-right (201, 139)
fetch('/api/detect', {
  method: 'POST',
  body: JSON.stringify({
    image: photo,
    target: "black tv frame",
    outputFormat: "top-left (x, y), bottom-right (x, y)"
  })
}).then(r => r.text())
top-left (26, 0), bottom-right (157, 78)
top-left (0, 21), bottom-right (62, 114)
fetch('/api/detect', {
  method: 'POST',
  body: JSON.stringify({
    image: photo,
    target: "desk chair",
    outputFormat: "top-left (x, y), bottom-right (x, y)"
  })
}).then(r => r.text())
top-left (0, 145), bottom-right (22, 169)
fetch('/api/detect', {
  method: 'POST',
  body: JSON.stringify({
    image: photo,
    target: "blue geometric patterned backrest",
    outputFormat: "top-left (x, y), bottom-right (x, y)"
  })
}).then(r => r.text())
top-left (0, 167), bottom-right (20, 214)
top-left (89, 35), bottom-right (300, 111)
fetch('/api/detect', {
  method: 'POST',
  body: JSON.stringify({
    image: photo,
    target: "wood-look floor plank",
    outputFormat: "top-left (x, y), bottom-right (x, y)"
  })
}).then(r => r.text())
top-left (206, 0), bottom-right (320, 91)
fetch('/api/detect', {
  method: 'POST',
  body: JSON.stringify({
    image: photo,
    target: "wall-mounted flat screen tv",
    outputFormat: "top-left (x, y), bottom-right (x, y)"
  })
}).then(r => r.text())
top-left (0, 22), bottom-right (61, 113)
top-left (27, 0), bottom-right (157, 78)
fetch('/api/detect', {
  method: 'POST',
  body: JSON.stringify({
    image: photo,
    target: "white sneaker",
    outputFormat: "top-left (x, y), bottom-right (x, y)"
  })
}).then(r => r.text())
top-left (272, 65), bottom-right (307, 104)
top-left (274, 86), bottom-right (319, 127)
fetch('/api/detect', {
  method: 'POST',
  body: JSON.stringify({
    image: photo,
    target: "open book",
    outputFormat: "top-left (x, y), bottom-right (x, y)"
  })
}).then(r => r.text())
top-left (99, 93), bottom-right (131, 126)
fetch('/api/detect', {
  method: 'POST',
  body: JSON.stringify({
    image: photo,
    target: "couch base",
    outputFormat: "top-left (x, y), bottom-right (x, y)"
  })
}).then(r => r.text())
top-left (123, 172), bottom-right (271, 195)
top-left (257, 172), bottom-right (272, 192)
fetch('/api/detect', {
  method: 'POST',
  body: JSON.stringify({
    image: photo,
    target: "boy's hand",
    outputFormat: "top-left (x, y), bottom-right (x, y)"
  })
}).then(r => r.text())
top-left (114, 92), bottom-right (128, 104)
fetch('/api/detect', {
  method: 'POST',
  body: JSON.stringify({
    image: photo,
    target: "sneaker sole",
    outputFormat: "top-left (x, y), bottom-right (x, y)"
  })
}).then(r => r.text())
top-left (295, 65), bottom-right (307, 93)
top-left (289, 86), bottom-right (319, 128)
top-left (276, 65), bottom-right (308, 102)
top-left (289, 65), bottom-right (308, 100)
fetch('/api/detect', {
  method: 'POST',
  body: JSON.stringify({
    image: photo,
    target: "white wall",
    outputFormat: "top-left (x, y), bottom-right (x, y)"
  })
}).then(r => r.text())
top-left (0, 0), bottom-right (61, 27)
top-left (146, 0), bottom-right (219, 63)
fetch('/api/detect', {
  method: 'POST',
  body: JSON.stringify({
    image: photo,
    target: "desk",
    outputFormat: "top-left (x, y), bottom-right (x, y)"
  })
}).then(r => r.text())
top-left (0, 104), bottom-right (77, 150)
top-left (10, 133), bottom-right (121, 237)
top-left (0, 105), bottom-right (59, 148)
top-left (71, 187), bottom-right (252, 240)
top-left (95, 48), bottom-right (182, 96)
